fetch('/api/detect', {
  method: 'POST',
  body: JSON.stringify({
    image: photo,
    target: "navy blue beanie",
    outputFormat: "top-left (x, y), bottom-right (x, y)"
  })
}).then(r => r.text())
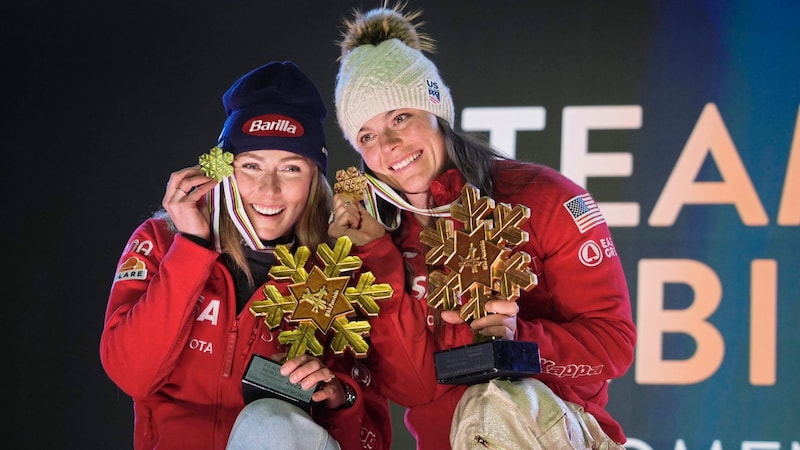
top-left (217, 61), bottom-right (328, 175)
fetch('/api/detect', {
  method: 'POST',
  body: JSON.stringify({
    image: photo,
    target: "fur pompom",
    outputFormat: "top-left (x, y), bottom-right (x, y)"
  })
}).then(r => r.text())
top-left (337, 2), bottom-right (436, 60)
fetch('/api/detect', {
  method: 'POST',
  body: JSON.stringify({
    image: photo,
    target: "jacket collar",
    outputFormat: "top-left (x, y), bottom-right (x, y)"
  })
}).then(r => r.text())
top-left (430, 167), bottom-right (466, 206)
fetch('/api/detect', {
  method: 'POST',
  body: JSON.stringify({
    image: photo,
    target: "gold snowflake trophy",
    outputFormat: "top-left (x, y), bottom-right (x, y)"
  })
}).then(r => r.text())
top-left (422, 184), bottom-right (541, 384)
top-left (241, 169), bottom-right (390, 411)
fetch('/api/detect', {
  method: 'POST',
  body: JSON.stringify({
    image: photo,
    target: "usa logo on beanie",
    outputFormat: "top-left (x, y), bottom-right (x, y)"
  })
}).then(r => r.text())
top-left (426, 80), bottom-right (441, 105)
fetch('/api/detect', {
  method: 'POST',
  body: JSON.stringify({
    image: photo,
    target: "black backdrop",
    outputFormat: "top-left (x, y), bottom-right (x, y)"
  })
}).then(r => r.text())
top-left (8, 1), bottom-right (798, 449)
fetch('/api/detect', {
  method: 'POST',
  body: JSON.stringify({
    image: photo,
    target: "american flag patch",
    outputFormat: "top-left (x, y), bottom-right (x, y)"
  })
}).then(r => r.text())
top-left (563, 193), bottom-right (605, 233)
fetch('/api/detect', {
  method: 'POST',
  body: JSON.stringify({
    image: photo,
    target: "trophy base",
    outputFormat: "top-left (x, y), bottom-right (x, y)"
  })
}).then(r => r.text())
top-left (241, 354), bottom-right (317, 412)
top-left (434, 340), bottom-right (541, 385)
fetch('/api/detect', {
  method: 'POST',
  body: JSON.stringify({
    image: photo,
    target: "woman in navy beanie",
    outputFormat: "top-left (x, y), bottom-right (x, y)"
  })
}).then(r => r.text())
top-left (100, 61), bottom-right (391, 450)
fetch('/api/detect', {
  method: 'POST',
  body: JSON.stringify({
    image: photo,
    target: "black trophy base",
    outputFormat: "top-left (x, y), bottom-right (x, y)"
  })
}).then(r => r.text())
top-left (241, 354), bottom-right (317, 412)
top-left (434, 339), bottom-right (541, 385)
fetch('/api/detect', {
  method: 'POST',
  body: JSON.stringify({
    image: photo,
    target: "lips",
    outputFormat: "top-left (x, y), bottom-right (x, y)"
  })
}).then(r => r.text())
top-left (390, 150), bottom-right (422, 171)
top-left (251, 204), bottom-right (284, 215)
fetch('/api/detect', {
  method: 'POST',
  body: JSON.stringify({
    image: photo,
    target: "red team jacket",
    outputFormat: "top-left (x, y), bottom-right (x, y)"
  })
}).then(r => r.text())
top-left (100, 219), bottom-right (392, 450)
top-left (350, 161), bottom-right (637, 450)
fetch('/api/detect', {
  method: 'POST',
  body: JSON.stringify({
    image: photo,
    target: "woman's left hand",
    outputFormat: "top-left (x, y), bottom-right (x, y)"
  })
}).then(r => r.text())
top-left (277, 354), bottom-right (347, 409)
top-left (440, 299), bottom-right (520, 340)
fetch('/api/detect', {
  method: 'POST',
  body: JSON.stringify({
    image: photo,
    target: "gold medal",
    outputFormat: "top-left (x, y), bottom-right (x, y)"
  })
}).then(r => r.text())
top-left (199, 146), bottom-right (234, 181)
top-left (333, 166), bottom-right (368, 201)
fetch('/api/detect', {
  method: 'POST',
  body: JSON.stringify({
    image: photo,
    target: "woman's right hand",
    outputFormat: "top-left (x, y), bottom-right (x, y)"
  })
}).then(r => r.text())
top-left (162, 165), bottom-right (218, 240)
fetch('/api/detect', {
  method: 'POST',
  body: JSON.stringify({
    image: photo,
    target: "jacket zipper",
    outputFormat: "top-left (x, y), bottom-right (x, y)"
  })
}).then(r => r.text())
top-left (222, 319), bottom-right (238, 378)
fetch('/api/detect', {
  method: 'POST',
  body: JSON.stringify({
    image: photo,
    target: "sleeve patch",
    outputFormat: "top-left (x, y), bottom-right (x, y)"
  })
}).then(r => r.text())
top-left (563, 193), bottom-right (606, 233)
top-left (115, 257), bottom-right (148, 282)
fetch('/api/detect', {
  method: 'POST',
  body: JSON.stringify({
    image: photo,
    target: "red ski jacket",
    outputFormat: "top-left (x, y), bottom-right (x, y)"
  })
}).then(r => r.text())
top-left (350, 162), bottom-right (636, 450)
top-left (100, 218), bottom-right (391, 450)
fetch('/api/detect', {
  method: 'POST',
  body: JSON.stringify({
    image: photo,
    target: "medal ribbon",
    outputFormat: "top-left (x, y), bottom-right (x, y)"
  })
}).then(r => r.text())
top-left (361, 173), bottom-right (453, 231)
top-left (209, 176), bottom-right (266, 252)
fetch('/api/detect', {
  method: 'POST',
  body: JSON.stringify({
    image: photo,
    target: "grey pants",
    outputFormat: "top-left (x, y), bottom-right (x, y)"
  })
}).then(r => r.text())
top-left (226, 399), bottom-right (341, 450)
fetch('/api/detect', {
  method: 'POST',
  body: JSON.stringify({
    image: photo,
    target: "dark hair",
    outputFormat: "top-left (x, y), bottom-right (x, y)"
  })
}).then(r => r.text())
top-left (362, 118), bottom-right (515, 293)
top-left (364, 116), bottom-right (510, 226)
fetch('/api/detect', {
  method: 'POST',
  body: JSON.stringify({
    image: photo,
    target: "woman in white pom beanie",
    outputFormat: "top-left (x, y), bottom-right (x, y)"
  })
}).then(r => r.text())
top-left (327, 4), bottom-right (636, 450)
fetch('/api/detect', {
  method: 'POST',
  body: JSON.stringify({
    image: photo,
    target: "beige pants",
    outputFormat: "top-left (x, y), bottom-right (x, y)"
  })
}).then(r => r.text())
top-left (450, 378), bottom-right (625, 450)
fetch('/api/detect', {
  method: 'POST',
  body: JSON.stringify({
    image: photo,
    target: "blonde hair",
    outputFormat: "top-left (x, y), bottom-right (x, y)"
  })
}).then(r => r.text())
top-left (221, 167), bottom-right (333, 285)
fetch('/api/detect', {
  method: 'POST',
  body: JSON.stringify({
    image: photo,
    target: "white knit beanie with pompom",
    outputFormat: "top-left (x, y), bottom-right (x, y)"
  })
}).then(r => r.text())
top-left (334, 5), bottom-right (454, 146)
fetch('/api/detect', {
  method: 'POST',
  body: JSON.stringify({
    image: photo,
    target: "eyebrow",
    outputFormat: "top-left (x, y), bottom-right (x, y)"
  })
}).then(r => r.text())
top-left (358, 110), bottom-right (399, 135)
top-left (277, 155), bottom-right (308, 162)
top-left (237, 152), bottom-right (309, 164)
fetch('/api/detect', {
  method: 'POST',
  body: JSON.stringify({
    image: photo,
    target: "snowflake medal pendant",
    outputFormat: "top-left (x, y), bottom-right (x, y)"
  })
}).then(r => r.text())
top-left (421, 184), bottom-right (540, 385)
top-left (243, 236), bottom-right (392, 411)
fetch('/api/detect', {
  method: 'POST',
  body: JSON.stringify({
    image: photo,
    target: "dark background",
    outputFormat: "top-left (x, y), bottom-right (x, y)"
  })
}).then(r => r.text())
top-left (7, 1), bottom-right (798, 448)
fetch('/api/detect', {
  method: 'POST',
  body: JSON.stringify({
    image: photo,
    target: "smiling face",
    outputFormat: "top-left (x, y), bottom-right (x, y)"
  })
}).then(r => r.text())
top-left (355, 109), bottom-right (448, 208)
top-left (232, 149), bottom-right (315, 242)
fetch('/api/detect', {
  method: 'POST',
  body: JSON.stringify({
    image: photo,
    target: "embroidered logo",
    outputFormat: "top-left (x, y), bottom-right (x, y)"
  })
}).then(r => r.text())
top-left (540, 357), bottom-right (603, 378)
top-left (351, 362), bottom-right (372, 387)
top-left (578, 240), bottom-right (603, 267)
top-left (600, 237), bottom-right (618, 258)
top-left (126, 239), bottom-right (153, 256)
top-left (361, 426), bottom-right (378, 449)
top-left (563, 193), bottom-right (605, 233)
top-left (426, 79), bottom-right (441, 104)
top-left (243, 114), bottom-right (304, 137)
top-left (115, 257), bottom-right (147, 282)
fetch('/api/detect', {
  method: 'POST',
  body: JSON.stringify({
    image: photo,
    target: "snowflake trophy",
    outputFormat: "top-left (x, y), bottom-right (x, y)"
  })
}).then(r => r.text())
top-left (421, 183), bottom-right (541, 384)
top-left (197, 149), bottom-right (395, 408)
top-left (251, 235), bottom-right (392, 360)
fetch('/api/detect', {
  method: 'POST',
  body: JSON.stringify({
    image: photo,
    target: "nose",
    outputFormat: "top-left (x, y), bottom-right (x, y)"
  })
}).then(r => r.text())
top-left (379, 130), bottom-right (401, 153)
top-left (257, 173), bottom-right (280, 193)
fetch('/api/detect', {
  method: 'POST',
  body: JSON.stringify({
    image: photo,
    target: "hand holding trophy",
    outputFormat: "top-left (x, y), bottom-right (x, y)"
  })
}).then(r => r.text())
top-left (421, 183), bottom-right (540, 384)
top-left (244, 235), bottom-right (393, 410)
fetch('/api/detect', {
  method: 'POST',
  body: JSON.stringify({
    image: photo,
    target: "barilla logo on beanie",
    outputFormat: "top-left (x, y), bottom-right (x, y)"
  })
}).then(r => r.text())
top-left (244, 114), bottom-right (304, 137)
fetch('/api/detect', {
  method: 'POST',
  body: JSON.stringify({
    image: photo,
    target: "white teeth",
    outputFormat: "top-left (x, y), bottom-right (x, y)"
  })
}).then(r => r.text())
top-left (390, 150), bottom-right (421, 171)
top-left (252, 205), bottom-right (283, 215)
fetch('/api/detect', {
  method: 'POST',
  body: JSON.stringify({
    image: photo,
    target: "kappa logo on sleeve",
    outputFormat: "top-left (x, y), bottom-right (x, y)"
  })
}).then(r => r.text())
top-left (540, 357), bottom-right (603, 378)
top-left (114, 257), bottom-right (147, 282)
top-left (563, 193), bottom-right (606, 233)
